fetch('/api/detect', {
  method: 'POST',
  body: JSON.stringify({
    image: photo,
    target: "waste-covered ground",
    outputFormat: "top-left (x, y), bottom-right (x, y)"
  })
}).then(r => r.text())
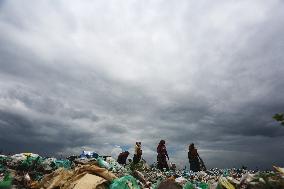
top-left (0, 152), bottom-right (284, 189)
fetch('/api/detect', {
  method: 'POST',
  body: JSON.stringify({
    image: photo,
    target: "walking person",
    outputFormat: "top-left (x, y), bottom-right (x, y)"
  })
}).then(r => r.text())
top-left (157, 140), bottom-right (169, 171)
top-left (133, 142), bottom-right (142, 164)
top-left (188, 143), bottom-right (201, 172)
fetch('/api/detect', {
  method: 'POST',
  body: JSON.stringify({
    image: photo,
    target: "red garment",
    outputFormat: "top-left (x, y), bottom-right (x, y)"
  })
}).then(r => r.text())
top-left (189, 149), bottom-right (198, 158)
top-left (157, 144), bottom-right (169, 171)
top-left (157, 144), bottom-right (168, 158)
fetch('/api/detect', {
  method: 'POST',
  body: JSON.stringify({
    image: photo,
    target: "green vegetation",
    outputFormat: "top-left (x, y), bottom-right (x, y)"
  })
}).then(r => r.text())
top-left (273, 113), bottom-right (284, 126)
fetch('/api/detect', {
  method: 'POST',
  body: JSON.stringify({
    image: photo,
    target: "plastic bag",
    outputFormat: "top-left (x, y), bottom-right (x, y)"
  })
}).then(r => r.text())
top-left (109, 175), bottom-right (140, 189)
top-left (0, 173), bottom-right (12, 189)
top-left (52, 160), bottom-right (72, 169)
top-left (106, 157), bottom-right (124, 171)
top-left (183, 182), bottom-right (194, 189)
top-left (175, 176), bottom-right (187, 184)
top-left (19, 156), bottom-right (43, 171)
top-left (198, 182), bottom-right (209, 189)
top-left (219, 177), bottom-right (235, 189)
top-left (97, 157), bottom-right (110, 170)
top-left (0, 165), bottom-right (6, 173)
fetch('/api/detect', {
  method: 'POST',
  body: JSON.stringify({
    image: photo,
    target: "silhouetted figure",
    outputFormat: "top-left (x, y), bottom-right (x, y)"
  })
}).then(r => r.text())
top-left (133, 142), bottom-right (142, 164)
top-left (188, 143), bottom-right (200, 172)
top-left (157, 140), bottom-right (169, 171)
top-left (117, 151), bottom-right (130, 165)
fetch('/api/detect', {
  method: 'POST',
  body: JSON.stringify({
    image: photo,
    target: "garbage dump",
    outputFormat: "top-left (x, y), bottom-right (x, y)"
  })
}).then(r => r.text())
top-left (0, 152), bottom-right (283, 189)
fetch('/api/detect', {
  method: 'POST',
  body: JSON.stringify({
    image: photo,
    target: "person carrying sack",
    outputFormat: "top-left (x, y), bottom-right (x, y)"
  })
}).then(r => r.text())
top-left (188, 143), bottom-right (201, 172)
top-left (157, 140), bottom-right (169, 171)
top-left (198, 155), bottom-right (207, 171)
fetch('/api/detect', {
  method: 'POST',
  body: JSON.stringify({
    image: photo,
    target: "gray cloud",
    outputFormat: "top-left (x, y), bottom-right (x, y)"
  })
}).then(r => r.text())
top-left (0, 0), bottom-right (284, 169)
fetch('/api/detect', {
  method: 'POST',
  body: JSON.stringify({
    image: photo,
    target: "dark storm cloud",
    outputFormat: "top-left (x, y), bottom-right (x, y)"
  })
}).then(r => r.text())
top-left (0, 0), bottom-right (284, 169)
top-left (0, 110), bottom-right (94, 155)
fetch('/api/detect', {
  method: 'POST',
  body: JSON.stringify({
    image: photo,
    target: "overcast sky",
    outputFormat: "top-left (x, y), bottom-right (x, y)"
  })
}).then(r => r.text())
top-left (0, 0), bottom-right (284, 169)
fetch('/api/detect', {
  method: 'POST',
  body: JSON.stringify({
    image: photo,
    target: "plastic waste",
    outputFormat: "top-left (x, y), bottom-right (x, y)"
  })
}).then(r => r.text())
top-left (11, 154), bottom-right (27, 162)
top-left (151, 179), bottom-right (162, 189)
top-left (0, 156), bottom-right (8, 164)
top-left (175, 176), bottom-right (187, 184)
top-left (41, 158), bottom-right (56, 171)
top-left (97, 157), bottom-right (110, 170)
top-left (219, 177), bottom-right (235, 189)
top-left (24, 173), bottom-right (31, 182)
top-left (273, 166), bottom-right (284, 176)
top-left (198, 182), bottom-right (209, 189)
top-left (106, 157), bottom-right (125, 172)
top-left (1, 151), bottom-right (284, 189)
top-left (80, 151), bottom-right (99, 158)
top-left (0, 173), bottom-right (12, 189)
top-left (51, 160), bottom-right (72, 169)
top-left (183, 182), bottom-right (194, 189)
top-left (19, 156), bottom-right (43, 171)
top-left (110, 175), bottom-right (140, 189)
top-left (223, 169), bottom-right (229, 177)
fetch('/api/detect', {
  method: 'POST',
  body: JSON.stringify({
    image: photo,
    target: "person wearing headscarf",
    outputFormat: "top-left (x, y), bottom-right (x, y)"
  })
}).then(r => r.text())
top-left (188, 143), bottom-right (201, 172)
top-left (133, 142), bottom-right (142, 164)
top-left (157, 140), bottom-right (169, 171)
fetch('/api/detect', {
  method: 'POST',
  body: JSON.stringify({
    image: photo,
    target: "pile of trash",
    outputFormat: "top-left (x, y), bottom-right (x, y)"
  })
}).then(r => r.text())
top-left (0, 152), bottom-right (283, 189)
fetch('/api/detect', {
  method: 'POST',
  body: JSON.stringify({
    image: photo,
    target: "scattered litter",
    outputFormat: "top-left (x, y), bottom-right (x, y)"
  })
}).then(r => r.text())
top-left (0, 152), bottom-right (283, 189)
